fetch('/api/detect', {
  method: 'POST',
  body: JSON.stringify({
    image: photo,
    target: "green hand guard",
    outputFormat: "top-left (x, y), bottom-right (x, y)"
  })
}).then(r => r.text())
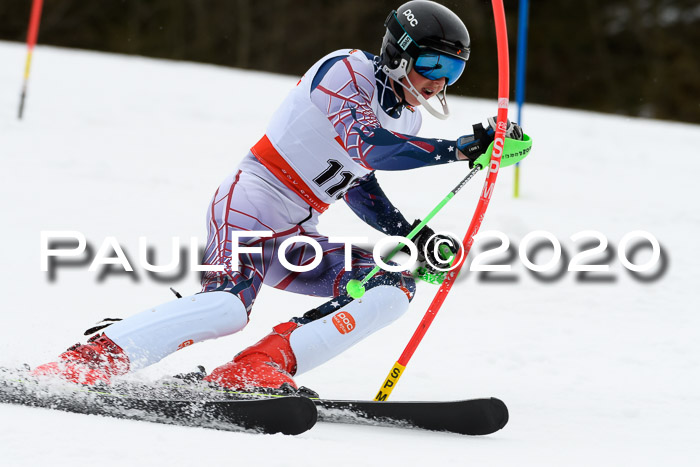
top-left (473, 133), bottom-right (532, 170)
top-left (414, 266), bottom-right (448, 285)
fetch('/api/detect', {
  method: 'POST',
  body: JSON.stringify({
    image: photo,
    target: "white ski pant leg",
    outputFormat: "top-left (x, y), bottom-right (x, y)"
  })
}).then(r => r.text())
top-left (289, 285), bottom-right (410, 375)
top-left (105, 291), bottom-right (248, 369)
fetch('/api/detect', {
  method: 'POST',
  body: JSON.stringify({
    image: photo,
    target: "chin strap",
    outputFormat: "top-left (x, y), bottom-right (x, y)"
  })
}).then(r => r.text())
top-left (382, 58), bottom-right (451, 120)
top-left (387, 83), bottom-right (409, 116)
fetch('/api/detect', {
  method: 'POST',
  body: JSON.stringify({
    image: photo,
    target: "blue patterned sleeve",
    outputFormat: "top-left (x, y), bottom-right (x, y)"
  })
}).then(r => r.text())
top-left (357, 124), bottom-right (462, 170)
top-left (343, 172), bottom-right (412, 236)
top-left (310, 54), bottom-right (468, 171)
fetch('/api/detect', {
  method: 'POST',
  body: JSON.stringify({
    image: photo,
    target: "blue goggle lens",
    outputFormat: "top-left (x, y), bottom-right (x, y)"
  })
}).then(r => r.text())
top-left (413, 53), bottom-right (466, 86)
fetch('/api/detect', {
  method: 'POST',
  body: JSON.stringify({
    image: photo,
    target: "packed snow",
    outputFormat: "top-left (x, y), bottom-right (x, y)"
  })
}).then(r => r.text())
top-left (1, 41), bottom-right (699, 466)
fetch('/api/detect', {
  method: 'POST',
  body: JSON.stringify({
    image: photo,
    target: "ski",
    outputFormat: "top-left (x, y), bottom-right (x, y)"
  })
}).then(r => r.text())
top-left (313, 397), bottom-right (508, 435)
top-left (0, 368), bottom-right (317, 435)
top-left (1, 367), bottom-right (507, 435)
top-left (113, 369), bottom-right (509, 435)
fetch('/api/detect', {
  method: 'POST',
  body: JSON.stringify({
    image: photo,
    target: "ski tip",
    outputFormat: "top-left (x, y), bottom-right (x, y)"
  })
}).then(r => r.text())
top-left (450, 397), bottom-right (510, 435)
top-left (488, 397), bottom-right (509, 432)
top-left (257, 396), bottom-right (318, 436)
top-left (282, 396), bottom-right (318, 435)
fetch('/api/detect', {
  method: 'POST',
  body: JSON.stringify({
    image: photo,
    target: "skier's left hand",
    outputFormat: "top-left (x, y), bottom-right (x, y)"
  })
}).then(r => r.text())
top-left (486, 116), bottom-right (524, 141)
top-left (456, 117), bottom-right (524, 168)
top-left (402, 220), bottom-right (460, 269)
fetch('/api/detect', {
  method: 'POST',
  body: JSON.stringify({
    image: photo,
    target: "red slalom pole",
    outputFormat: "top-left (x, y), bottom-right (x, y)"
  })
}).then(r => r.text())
top-left (374, 0), bottom-right (510, 401)
top-left (18, 0), bottom-right (44, 119)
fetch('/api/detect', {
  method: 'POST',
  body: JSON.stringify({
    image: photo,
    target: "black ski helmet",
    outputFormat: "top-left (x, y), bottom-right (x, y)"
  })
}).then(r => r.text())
top-left (380, 0), bottom-right (470, 79)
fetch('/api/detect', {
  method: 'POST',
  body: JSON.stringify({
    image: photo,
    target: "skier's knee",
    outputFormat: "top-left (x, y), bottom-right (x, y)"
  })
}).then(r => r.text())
top-left (364, 271), bottom-right (416, 302)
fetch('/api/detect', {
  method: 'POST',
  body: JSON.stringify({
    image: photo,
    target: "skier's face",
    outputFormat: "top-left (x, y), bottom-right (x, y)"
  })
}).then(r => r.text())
top-left (402, 68), bottom-right (447, 106)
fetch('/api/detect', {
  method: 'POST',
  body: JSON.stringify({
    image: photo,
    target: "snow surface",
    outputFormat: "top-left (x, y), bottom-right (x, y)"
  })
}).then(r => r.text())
top-left (1, 41), bottom-right (699, 466)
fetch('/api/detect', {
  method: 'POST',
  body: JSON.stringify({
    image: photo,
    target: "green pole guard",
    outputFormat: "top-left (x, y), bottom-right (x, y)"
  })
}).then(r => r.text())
top-left (473, 133), bottom-right (533, 170)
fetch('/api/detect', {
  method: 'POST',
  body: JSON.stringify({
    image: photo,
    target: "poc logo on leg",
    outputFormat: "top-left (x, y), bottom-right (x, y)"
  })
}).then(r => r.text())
top-left (332, 312), bottom-right (356, 335)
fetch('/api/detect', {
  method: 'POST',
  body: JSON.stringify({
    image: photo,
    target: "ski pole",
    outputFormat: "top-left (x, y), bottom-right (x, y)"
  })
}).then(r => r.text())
top-left (345, 165), bottom-right (480, 299)
top-left (374, 0), bottom-right (510, 401)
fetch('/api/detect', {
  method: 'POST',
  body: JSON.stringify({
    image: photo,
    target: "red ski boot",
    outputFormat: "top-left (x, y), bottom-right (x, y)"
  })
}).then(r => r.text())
top-left (204, 322), bottom-right (299, 392)
top-left (32, 333), bottom-right (130, 385)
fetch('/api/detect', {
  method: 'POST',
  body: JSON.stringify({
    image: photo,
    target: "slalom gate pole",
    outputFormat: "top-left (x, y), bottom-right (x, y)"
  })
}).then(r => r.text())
top-left (345, 166), bottom-right (480, 299)
top-left (374, 0), bottom-right (510, 402)
top-left (18, 0), bottom-right (44, 120)
top-left (513, 0), bottom-right (530, 198)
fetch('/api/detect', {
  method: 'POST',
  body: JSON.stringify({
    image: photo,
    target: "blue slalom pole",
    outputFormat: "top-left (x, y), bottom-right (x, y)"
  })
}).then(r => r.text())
top-left (514, 0), bottom-right (529, 198)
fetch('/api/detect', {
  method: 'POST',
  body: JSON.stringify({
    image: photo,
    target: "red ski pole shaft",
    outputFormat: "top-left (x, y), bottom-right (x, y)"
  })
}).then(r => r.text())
top-left (374, 0), bottom-right (510, 402)
top-left (18, 0), bottom-right (44, 119)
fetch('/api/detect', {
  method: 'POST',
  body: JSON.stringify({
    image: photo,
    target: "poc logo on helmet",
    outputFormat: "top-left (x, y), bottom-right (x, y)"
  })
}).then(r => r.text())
top-left (403, 9), bottom-right (418, 27)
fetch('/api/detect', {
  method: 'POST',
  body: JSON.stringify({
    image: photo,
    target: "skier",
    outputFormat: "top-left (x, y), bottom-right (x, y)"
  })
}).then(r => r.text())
top-left (33, 0), bottom-right (525, 392)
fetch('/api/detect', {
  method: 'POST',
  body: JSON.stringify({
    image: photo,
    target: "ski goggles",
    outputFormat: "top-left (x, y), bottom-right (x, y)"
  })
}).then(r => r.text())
top-left (413, 53), bottom-right (466, 86)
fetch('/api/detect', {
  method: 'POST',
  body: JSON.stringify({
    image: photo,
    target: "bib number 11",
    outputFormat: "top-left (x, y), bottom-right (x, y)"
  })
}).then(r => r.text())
top-left (313, 159), bottom-right (355, 199)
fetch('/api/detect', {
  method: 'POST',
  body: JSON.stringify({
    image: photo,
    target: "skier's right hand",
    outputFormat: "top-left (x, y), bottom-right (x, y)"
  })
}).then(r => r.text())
top-left (401, 220), bottom-right (460, 269)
